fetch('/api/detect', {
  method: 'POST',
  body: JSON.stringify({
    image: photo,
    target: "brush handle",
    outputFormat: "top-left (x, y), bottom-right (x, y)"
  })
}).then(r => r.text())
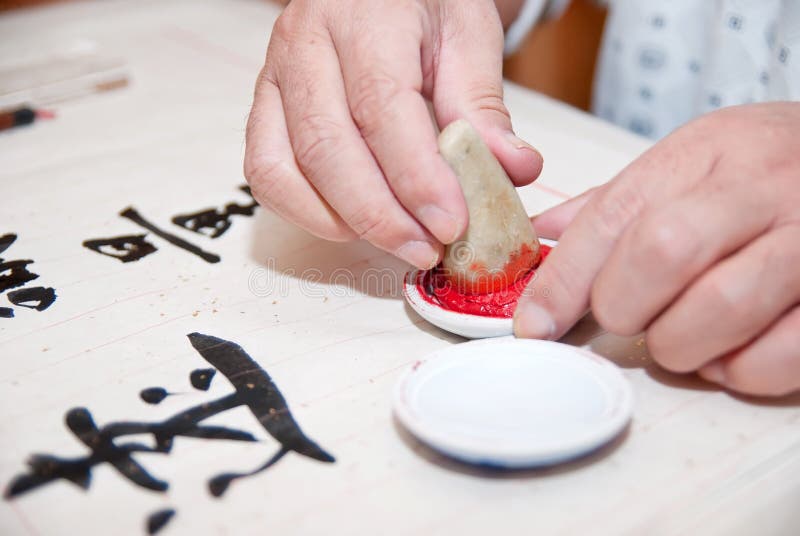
top-left (0, 107), bottom-right (35, 131)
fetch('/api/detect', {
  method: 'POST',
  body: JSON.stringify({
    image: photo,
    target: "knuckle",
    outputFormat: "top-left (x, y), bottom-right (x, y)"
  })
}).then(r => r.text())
top-left (324, 225), bottom-right (359, 243)
top-left (684, 109), bottom-right (721, 136)
top-left (440, 0), bottom-right (503, 46)
top-left (272, 6), bottom-right (303, 40)
top-left (697, 275), bottom-right (751, 325)
top-left (244, 149), bottom-right (357, 244)
top-left (591, 300), bottom-right (619, 335)
top-left (645, 314), bottom-right (701, 374)
top-left (349, 72), bottom-right (404, 137)
top-left (758, 126), bottom-right (800, 179)
top-left (766, 231), bottom-right (800, 282)
top-left (587, 185), bottom-right (646, 242)
top-left (634, 215), bottom-right (695, 268)
top-left (244, 152), bottom-right (289, 209)
top-left (591, 284), bottom-right (637, 336)
top-left (310, 215), bottom-right (359, 243)
top-left (390, 163), bottom-right (428, 199)
top-left (676, 108), bottom-right (733, 148)
top-left (270, 17), bottom-right (296, 53)
top-left (269, 5), bottom-right (328, 64)
top-left (347, 203), bottom-right (392, 241)
top-left (464, 83), bottom-right (510, 126)
top-left (645, 327), bottom-right (686, 372)
top-left (291, 113), bottom-right (345, 175)
top-left (253, 69), bottom-right (278, 105)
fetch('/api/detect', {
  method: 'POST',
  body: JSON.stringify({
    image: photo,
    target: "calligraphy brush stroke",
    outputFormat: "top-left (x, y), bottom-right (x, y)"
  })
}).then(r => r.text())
top-left (140, 387), bottom-right (170, 404)
top-left (208, 446), bottom-right (289, 497)
top-left (4, 407), bottom-right (258, 498)
top-left (0, 259), bottom-right (39, 293)
top-left (7, 286), bottom-right (57, 311)
top-left (66, 409), bottom-right (169, 492)
top-left (147, 508), bottom-right (175, 535)
top-left (0, 234), bottom-right (16, 255)
top-left (6, 455), bottom-right (92, 496)
top-left (187, 333), bottom-right (335, 463)
top-left (190, 368), bottom-right (216, 391)
top-left (120, 207), bottom-right (220, 263)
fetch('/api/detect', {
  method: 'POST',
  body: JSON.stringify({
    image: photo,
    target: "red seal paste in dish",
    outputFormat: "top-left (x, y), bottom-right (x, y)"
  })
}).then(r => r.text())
top-left (447, 242), bottom-right (540, 295)
top-left (416, 244), bottom-right (552, 318)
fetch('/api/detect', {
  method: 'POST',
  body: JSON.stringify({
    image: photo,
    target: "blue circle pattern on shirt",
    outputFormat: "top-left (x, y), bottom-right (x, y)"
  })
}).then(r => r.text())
top-left (590, 0), bottom-right (797, 140)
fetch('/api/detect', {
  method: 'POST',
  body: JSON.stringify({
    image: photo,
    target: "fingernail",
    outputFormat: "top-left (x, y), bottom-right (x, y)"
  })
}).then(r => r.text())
top-left (505, 132), bottom-right (540, 154)
top-left (698, 361), bottom-right (727, 385)
top-left (396, 240), bottom-right (440, 270)
top-left (513, 300), bottom-right (556, 340)
top-left (417, 205), bottom-right (463, 244)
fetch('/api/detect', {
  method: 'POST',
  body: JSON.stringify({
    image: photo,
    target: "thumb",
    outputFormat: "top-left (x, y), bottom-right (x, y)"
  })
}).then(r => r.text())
top-left (431, 1), bottom-right (543, 187)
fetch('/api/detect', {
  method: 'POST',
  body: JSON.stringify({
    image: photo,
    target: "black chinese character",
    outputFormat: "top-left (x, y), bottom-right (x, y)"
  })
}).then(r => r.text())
top-left (82, 234), bottom-right (158, 263)
top-left (7, 287), bottom-right (57, 311)
top-left (5, 333), bottom-right (334, 532)
top-left (0, 234), bottom-right (57, 317)
top-left (171, 186), bottom-right (258, 239)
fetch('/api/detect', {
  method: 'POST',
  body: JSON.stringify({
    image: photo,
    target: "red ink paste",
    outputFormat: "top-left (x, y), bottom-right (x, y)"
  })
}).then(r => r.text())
top-left (416, 244), bottom-right (552, 318)
top-left (455, 242), bottom-right (539, 294)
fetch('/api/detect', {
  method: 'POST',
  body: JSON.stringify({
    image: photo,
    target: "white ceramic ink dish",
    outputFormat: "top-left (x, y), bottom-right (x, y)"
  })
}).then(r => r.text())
top-left (393, 337), bottom-right (634, 468)
top-left (403, 238), bottom-right (558, 339)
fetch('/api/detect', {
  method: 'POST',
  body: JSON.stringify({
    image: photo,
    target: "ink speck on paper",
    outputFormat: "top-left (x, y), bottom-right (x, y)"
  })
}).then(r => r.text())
top-left (140, 387), bottom-right (170, 405)
top-left (147, 508), bottom-right (175, 534)
top-left (190, 368), bottom-right (216, 391)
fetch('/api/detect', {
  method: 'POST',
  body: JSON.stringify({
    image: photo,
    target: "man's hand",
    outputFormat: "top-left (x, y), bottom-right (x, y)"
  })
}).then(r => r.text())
top-left (245, 0), bottom-right (542, 269)
top-left (515, 103), bottom-right (800, 397)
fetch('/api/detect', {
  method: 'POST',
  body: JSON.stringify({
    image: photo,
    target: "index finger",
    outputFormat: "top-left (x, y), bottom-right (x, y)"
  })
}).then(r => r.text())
top-left (331, 6), bottom-right (468, 245)
top-left (530, 187), bottom-right (599, 240)
top-left (513, 135), bottom-right (717, 339)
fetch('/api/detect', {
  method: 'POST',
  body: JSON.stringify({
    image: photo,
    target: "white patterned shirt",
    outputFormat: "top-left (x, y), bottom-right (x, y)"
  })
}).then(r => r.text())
top-left (506, 0), bottom-right (800, 139)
